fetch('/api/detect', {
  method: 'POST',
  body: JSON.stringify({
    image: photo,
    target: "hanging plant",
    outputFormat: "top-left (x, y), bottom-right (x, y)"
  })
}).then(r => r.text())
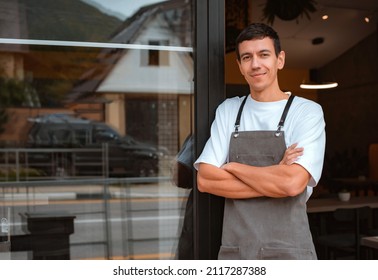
top-left (262, 0), bottom-right (317, 25)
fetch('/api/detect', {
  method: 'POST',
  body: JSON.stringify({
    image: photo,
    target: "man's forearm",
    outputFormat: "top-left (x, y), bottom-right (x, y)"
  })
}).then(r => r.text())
top-left (196, 163), bottom-right (263, 199)
top-left (222, 162), bottom-right (310, 197)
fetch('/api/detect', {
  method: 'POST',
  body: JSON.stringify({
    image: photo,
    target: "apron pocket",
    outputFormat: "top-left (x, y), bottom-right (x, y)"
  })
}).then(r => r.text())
top-left (259, 247), bottom-right (315, 260)
top-left (218, 246), bottom-right (240, 260)
top-left (234, 154), bottom-right (277, 166)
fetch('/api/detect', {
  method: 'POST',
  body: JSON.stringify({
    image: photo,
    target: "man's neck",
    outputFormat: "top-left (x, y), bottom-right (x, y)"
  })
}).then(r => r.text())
top-left (250, 89), bottom-right (289, 102)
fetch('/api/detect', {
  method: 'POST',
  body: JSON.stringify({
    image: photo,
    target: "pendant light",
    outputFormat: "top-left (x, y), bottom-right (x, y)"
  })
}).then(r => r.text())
top-left (300, 66), bottom-right (338, 90)
top-left (300, 82), bottom-right (338, 89)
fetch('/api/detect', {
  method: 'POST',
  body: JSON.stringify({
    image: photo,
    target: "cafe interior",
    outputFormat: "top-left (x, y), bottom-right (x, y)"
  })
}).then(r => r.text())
top-left (224, 0), bottom-right (378, 259)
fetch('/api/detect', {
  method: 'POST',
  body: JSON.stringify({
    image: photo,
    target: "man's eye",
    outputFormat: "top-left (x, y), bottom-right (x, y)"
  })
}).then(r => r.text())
top-left (242, 56), bottom-right (251, 61)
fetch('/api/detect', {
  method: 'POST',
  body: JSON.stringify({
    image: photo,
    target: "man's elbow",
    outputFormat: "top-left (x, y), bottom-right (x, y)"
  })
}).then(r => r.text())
top-left (285, 186), bottom-right (306, 197)
top-left (278, 165), bottom-right (310, 197)
top-left (196, 173), bottom-right (208, 193)
top-left (283, 177), bottom-right (309, 197)
top-left (196, 163), bottom-right (218, 193)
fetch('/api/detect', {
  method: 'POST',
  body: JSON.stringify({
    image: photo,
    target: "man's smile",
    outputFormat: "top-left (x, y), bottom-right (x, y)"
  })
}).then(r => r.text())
top-left (251, 72), bottom-right (266, 78)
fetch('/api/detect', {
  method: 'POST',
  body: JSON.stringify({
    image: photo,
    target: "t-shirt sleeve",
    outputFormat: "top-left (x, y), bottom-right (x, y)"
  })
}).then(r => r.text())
top-left (291, 102), bottom-right (326, 187)
top-left (194, 100), bottom-right (234, 170)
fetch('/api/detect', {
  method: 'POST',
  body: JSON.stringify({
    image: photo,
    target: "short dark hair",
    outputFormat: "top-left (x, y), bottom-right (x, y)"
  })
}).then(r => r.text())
top-left (235, 23), bottom-right (281, 61)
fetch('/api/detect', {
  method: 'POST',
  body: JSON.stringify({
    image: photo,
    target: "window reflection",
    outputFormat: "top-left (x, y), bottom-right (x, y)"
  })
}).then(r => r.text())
top-left (0, 0), bottom-right (193, 260)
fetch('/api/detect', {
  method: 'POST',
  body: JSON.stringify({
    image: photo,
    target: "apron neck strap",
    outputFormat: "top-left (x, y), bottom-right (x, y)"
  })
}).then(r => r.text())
top-left (234, 93), bottom-right (249, 133)
top-left (234, 94), bottom-right (296, 135)
top-left (275, 94), bottom-right (295, 136)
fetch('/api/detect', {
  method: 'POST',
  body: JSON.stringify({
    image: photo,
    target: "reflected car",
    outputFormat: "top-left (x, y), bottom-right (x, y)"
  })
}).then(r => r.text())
top-left (25, 114), bottom-right (168, 177)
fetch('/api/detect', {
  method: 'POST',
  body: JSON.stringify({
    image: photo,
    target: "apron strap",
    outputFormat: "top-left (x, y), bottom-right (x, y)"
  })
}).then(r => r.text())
top-left (233, 93), bottom-right (249, 137)
top-left (275, 94), bottom-right (295, 136)
top-left (233, 93), bottom-right (295, 137)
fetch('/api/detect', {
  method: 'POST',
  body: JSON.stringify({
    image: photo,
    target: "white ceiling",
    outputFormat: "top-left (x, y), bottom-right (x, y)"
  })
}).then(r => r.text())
top-left (251, 0), bottom-right (378, 69)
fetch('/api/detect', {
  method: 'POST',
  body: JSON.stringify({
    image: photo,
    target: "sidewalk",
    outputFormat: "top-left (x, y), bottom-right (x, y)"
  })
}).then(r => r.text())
top-left (0, 177), bottom-right (190, 202)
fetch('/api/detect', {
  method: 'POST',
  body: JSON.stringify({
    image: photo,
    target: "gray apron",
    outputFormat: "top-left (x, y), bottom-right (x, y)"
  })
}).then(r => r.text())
top-left (218, 94), bottom-right (316, 260)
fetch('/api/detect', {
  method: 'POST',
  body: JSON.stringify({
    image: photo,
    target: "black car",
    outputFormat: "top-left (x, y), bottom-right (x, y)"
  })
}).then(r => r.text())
top-left (25, 113), bottom-right (167, 177)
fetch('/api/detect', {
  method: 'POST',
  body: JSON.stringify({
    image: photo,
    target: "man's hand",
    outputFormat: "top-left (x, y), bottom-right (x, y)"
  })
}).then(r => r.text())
top-left (279, 143), bottom-right (303, 165)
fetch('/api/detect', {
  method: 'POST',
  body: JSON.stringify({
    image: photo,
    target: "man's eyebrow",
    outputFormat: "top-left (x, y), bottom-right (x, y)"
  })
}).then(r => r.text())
top-left (240, 49), bottom-right (272, 57)
top-left (240, 51), bottom-right (251, 57)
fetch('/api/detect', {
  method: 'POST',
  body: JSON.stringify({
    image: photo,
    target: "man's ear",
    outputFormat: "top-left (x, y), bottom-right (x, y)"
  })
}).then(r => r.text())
top-left (277, 51), bottom-right (285, 70)
top-left (236, 59), bottom-right (245, 76)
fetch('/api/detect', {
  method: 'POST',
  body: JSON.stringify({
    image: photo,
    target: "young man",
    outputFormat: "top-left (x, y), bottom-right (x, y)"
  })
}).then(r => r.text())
top-left (194, 23), bottom-right (326, 259)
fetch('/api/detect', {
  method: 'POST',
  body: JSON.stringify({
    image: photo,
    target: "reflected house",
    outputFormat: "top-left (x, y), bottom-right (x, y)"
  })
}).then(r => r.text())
top-left (67, 0), bottom-right (193, 154)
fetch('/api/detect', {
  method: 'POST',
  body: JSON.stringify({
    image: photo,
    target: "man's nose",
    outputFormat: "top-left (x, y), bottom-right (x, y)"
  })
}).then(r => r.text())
top-left (251, 57), bottom-right (260, 68)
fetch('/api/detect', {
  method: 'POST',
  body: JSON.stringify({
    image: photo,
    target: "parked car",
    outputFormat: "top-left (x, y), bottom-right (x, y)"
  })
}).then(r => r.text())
top-left (25, 113), bottom-right (168, 177)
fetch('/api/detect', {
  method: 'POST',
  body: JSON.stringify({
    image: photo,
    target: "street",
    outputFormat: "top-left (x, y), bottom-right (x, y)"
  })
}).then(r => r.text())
top-left (1, 179), bottom-right (190, 260)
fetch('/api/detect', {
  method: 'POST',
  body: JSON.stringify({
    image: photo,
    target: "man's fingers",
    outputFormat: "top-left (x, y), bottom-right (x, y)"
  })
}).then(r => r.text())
top-left (288, 143), bottom-right (298, 149)
top-left (280, 144), bottom-right (303, 165)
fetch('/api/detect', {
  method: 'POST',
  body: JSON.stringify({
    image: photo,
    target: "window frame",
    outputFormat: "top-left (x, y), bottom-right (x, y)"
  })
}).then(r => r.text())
top-left (194, 0), bottom-right (225, 260)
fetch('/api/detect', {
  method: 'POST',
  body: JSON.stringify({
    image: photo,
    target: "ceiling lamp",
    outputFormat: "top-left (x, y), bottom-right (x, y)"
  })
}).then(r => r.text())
top-left (312, 37), bottom-right (324, 45)
top-left (301, 68), bottom-right (338, 90)
top-left (300, 82), bottom-right (338, 89)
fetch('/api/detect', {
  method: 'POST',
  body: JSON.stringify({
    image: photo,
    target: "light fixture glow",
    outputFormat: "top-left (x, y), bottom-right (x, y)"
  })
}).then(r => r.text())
top-left (364, 16), bottom-right (370, 23)
top-left (300, 82), bottom-right (338, 89)
top-left (322, 14), bottom-right (329, 20)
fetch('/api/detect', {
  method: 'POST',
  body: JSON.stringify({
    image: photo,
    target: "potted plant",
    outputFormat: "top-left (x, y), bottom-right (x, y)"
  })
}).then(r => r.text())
top-left (262, 0), bottom-right (317, 25)
top-left (338, 189), bottom-right (351, 202)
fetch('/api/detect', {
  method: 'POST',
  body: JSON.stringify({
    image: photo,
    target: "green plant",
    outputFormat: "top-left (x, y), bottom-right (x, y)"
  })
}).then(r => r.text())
top-left (0, 167), bottom-right (45, 181)
top-left (262, 0), bottom-right (317, 25)
top-left (0, 77), bottom-right (40, 133)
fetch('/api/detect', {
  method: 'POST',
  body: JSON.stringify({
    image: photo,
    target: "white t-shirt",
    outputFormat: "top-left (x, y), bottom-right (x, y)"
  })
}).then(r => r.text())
top-left (194, 94), bottom-right (326, 199)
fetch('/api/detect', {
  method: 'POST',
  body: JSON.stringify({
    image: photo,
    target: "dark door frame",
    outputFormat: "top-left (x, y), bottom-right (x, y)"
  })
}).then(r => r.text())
top-left (194, 0), bottom-right (226, 259)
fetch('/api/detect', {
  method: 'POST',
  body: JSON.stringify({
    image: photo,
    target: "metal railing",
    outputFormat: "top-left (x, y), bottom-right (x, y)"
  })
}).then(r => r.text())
top-left (0, 145), bottom-right (109, 182)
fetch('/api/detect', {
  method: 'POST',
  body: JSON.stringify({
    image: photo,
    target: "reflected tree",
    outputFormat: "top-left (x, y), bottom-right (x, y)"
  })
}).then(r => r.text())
top-left (0, 78), bottom-right (39, 133)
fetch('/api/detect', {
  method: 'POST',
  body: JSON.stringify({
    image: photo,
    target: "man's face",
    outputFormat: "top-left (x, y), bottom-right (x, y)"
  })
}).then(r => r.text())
top-left (237, 37), bottom-right (285, 93)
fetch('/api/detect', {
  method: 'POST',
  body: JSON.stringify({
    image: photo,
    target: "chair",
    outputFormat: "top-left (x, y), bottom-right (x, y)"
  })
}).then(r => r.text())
top-left (315, 206), bottom-right (371, 259)
top-left (367, 209), bottom-right (378, 236)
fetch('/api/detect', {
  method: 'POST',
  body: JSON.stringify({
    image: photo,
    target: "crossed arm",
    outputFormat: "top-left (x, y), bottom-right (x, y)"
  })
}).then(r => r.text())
top-left (196, 144), bottom-right (311, 199)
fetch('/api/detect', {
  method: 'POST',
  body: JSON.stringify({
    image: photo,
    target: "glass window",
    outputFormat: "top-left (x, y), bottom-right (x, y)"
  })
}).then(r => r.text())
top-left (0, 0), bottom-right (193, 260)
